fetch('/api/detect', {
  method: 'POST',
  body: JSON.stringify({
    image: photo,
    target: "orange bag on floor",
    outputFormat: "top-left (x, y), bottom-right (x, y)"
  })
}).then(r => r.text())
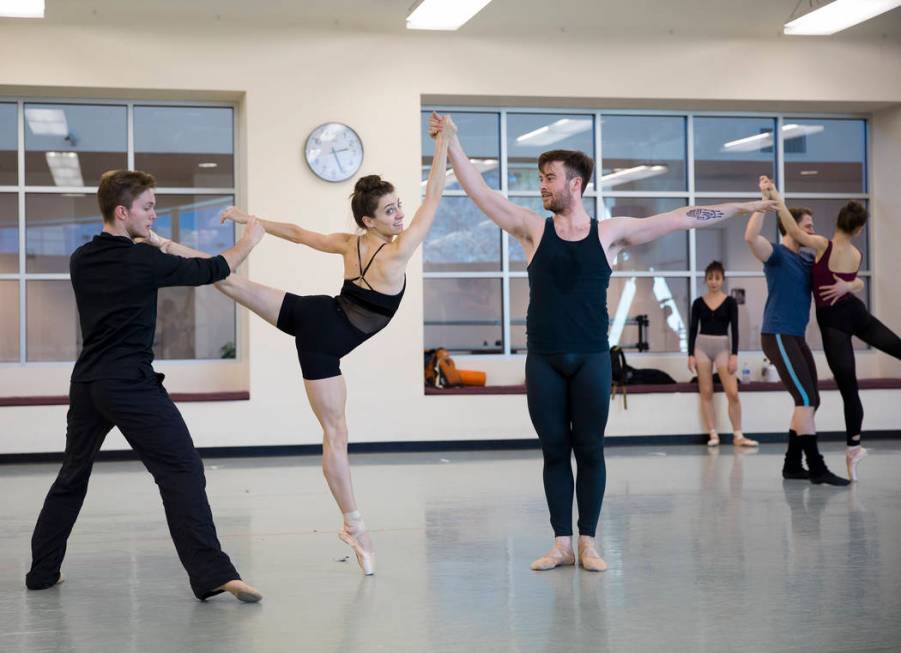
top-left (458, 369), bottom-right (486, 387)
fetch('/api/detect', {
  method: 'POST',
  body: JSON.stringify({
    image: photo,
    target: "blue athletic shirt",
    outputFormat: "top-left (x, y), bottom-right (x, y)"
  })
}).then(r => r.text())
top-left (761, 243), bottom-right (814, 337)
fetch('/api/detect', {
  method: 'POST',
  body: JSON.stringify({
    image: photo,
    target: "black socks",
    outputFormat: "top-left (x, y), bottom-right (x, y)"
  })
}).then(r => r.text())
top-left (782, 430), bottom-right (809, 479)
top-left (799, 434), bottom-right (850, 487)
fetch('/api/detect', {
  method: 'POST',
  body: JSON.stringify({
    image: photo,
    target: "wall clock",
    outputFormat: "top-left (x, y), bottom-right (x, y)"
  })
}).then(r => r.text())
top-left (304, 122), bottom-right (364, 183)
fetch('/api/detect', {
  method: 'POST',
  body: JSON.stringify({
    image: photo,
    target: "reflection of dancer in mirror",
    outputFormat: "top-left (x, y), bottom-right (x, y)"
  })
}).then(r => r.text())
top-left (745, 176), bottom-right (848, 486)
top-left (762, 177), bottom-right (901, 481)
top-left (688, 261), bottom-right (757, 448)
top-left (27, 170), bottom-right (265, 602)
top-left (146, 115), bottom-right (455, 575)
top-left (431, 111), bottom-right (777, 572)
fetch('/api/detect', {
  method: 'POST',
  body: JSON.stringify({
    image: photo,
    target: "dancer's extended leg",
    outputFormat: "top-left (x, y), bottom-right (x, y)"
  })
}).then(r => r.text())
top-left (215, 274), bottom-right (285, 327)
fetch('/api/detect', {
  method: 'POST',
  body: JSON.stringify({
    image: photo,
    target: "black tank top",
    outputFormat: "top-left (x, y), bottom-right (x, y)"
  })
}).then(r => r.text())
top-left (337, 238), bottom-right (405, 335)
top-left (527, 217), bottom-right (611, 354)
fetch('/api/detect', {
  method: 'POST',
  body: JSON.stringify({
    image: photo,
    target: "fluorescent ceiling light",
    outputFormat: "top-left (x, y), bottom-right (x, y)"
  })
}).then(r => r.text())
top-left (515, 118), bottom-right (593, 147)
top-left (785, 0), bottom-right (901, 35)
top-left (722, 124), bottom-right (824, 152)
top-left (46, 152), bottom-right (84, 187)
top-left (599, 164), bottom-right (668, 188)
top-left (406, 0), bottom-right (493, 30)
top-left (25, 108), bottom-right (68, 136)
top-left (197, 162), bottom-right (218, 168)
top-left (0, 0), bottom-right (44, 18)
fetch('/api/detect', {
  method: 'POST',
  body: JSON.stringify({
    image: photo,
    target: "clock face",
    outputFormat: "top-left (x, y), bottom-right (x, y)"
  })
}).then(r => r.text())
top-left (304, 122), bottom-right (364, 183)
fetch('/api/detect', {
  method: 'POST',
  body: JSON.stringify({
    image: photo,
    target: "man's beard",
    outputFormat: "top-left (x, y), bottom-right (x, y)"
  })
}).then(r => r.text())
top-left (543, 192), bottom-right (572, 214)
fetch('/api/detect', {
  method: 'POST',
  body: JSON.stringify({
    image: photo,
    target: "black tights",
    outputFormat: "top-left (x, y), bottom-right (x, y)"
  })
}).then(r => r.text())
top-left (526, 352), bottom-right (610, 537)
top-left (817, 297), bottom-right (901, 445)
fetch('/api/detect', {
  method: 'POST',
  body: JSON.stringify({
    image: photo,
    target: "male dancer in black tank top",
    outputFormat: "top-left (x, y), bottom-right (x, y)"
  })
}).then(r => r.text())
top-left (430, 113), bottom-right (777, 572)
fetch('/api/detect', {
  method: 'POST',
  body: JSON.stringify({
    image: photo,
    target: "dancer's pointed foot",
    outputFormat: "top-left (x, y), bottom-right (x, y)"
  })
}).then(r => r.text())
top-left (578, 536), bottom-right (608, 572)
top-left (733, 434), bottom-right (759, 447)
top-left (339, 516), bottom-right (375, 576)
top-left (846, 445), bottom-right (868, 482)
top-left (216, 579), bottom-right (263, 603)
top-left (530, 539), bottom-right (575, 571)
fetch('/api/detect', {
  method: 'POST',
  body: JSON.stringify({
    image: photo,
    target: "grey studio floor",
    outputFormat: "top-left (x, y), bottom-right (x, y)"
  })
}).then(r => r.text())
top-left (2, 442), bottom-right (901, 653)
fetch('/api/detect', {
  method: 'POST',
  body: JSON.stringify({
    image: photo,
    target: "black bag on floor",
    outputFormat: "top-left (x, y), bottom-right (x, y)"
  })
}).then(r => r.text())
top-left (611, 345), bottom-right (676, 385)
top-left (610, 346), bottom-right (632, 384)
top-left (628, 368), bottom-right (676, 385)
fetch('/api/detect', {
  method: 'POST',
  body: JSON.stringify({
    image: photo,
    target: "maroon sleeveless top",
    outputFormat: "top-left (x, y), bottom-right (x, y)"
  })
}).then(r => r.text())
top-left (812, 240), bottom-right (858, 309)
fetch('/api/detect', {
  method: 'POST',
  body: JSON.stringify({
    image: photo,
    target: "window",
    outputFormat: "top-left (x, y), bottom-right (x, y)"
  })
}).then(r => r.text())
top-left (422, 108), bottom-right (870, 356)
top-left (0, 100), bottom-right (237, 364)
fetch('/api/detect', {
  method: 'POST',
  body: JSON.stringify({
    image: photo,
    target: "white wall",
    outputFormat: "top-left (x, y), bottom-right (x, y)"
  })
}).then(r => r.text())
top-left (1, 20), bottom-right (900, 454)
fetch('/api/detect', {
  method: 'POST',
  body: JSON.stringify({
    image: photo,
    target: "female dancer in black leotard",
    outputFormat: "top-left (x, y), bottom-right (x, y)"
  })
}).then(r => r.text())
top-left (146, 115), bottom-right (454, 575)
top-left (688, 261), bottom-right (757, 448)
top-left (767, 190), bottom-right (901, 481)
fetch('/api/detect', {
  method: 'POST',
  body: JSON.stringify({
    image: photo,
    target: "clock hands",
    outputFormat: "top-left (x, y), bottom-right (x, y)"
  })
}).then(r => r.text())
top-left (331, 147), bottom-right (349, 173)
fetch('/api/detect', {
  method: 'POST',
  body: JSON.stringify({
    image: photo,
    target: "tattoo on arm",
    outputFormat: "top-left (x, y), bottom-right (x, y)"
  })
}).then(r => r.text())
top-left (687, 208), bottom-right (725, 221)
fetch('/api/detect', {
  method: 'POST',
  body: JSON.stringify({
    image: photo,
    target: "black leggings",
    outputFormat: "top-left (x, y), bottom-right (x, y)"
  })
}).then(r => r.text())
top-left (761, 333), bottom-right (821, 409)
top-left (817, 297), bottom-right (901, 445)
top-left (525, 352), bottom-right (610, 537)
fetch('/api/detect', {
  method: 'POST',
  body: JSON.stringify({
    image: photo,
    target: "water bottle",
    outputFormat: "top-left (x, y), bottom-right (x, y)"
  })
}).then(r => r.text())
top-left (741, 362), bottom-right (751, 385)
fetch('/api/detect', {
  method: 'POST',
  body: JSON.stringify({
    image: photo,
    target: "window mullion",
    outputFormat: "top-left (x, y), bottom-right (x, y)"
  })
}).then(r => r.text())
top-left (17, 99), bottom-right (26, 364)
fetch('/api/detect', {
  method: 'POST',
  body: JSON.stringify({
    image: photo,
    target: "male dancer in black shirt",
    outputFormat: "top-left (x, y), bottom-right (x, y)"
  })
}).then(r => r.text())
top-left (25, 170), bottom-right (265, 602)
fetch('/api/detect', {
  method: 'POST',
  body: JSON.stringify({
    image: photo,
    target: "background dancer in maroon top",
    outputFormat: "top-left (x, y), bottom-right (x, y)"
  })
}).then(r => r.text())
top-left (765, 180), bottom-right (901, 481)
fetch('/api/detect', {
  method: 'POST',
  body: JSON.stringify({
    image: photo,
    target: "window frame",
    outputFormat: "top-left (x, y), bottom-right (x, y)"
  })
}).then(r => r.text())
top-left (422, 106), bottom-right (871, 356)
top-left (0, 96), bottom-right (239, 366)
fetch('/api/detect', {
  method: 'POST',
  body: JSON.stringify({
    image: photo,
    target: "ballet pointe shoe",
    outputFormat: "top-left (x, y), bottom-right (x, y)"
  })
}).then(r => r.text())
top-left (846, 445), bottom-right (868, 482)
top-left (217, 579), bottom-right (263, 603)
top-left (530, 543), bottom-right (575, 571)
top-left (707, 432), bottom-right (720, 447)
top-left (339, 521), bottom-right (375, 576)
top-left (732, 434), bottom-right (759, 448)
top-left (578, 538), bottom-right (608, 572)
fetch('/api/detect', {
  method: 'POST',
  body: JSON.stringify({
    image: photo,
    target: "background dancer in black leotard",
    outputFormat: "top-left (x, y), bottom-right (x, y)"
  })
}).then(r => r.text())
top-left (765, 184), bottom-right (901, 481)
top-left (431, 112), bottom-right (777, 572)
top-left (146, 115), bottom-right (455, 576)
top-left (688, 261), bottom-right (757, 448)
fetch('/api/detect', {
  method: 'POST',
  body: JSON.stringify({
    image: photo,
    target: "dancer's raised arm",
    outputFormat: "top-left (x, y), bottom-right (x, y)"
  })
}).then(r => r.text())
top-left (221, 207), bottom-right (351, 254)
top-left (392, 113), bottom-right (452, 260)
top-left (430, 112), bottom-right (542, 241)
top-left (744, 204), bottom-right (773, 263)
top-left (147, 217), bottom-right (263, 271)
top-left (603, 200), bottom-right (777, 259)
top-left (759, 176), bottom-right (828, 255)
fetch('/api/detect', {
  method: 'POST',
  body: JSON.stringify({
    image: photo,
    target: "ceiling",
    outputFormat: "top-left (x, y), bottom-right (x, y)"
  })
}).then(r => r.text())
top-left (19, 0), bottom-right (901, 39)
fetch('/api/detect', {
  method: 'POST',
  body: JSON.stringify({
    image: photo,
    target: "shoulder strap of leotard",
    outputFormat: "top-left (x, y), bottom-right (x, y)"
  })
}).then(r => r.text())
top-left (349, 236), bottom-right (388, 291)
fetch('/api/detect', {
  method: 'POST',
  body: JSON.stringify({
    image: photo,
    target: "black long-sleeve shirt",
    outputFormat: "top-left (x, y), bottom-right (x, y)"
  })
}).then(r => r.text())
top-left (688, 295), bottom-right (739, 357)
top-left (70, 232), bottom-right (230, 381)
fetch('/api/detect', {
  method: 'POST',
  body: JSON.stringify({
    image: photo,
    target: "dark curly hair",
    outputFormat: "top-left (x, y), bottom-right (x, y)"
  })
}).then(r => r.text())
top-left (97, 169), bottom-right (156, 224)
top-left (705, 260), bottom-right (725, 278)
top-left (836, 201), bottom-right (868, 235)
top-left (350, 175), bottom-right (395, 229)
top-left (537, 150), bottom-right (594, 196)
top-left (779, 207), bottom-right (812, 236)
